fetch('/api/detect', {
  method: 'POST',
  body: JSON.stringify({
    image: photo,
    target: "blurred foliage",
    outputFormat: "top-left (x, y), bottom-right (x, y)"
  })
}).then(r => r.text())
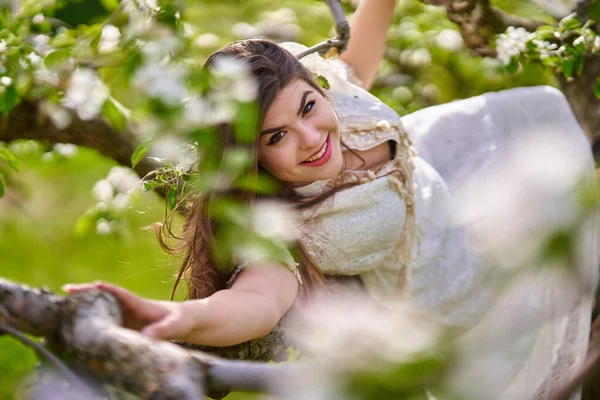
top-left (0, 0), bottom-right (575, 398)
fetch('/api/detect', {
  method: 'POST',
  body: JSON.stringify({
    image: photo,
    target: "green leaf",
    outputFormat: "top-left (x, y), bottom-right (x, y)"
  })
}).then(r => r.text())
top-left (44, 49), bottom-right (72, 70)
top-left (73, 214), bottom-right (94, 236)
top-left (506, 57), bottom-right (519, 74)
top-left (0, 148), bottom-right (20, 172)
top-left (131, 137), bottom-right (152, 168)
top-left (575, 55), bottom-right (585, 76)
top-left (0, 177), bottom-right (4, 199)
top-left (593, 76), bottom-right (600, 99)
top-left (0, 85), bottom-right (20, 114)
top-left (314, 74), bottom-right (330, 90)
top-left (100, 0), bottom-right (120, 11)
top-left (558, 13), bottom-right (582, 31)
top-left (167, 186), bottom-right (178, 210)
top-left (562, 58), bottom-right (574, 78)
top-left (143, 180), bottom-right (160, 191)
top-left (102, 97), bottom-right (127, 132)
top-left (233, 102), bottom-right (259, 144)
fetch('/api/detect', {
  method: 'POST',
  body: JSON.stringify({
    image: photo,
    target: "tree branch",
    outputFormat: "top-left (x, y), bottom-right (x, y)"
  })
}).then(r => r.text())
top-left (0, 101), bottom-right (158, 184)
top-left (0, 278), bottom-right (301, 399)
top-left (422, 0), bottom-right (545, 56)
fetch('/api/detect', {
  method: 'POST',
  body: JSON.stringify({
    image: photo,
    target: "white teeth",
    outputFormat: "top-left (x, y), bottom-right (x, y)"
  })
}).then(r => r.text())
top-left (304, 142), bottom-right (327, 163)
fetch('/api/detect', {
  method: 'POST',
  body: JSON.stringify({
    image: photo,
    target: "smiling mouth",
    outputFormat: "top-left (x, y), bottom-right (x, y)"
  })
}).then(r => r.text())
top-left (303, 140), bottom-right (328, 163)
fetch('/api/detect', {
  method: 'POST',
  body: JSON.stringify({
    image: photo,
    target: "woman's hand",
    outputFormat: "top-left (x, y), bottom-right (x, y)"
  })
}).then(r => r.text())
top-left (63, 282), bottom-right (193, 340)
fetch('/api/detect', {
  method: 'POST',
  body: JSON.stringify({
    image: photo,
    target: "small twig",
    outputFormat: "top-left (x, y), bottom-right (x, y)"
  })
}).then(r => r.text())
top-left (297, 0), bottom-right (349, 59)
top-left (0, 323), bottom-right (79, 382)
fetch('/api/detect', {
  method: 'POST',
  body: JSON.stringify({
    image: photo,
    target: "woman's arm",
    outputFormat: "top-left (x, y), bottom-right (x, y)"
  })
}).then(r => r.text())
top-left (64, 261), bottom-right (299, 347)
top-left (177, 263), bottom-right (299, 346)
top-left (339, 0), bottom-right (397, 90)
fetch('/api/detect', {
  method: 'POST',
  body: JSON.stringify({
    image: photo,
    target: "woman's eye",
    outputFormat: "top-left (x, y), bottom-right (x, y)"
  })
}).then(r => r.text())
top-left (302, 100), bottom-right (316, 116)
top-left (268, 131), bottom-right (285, 145)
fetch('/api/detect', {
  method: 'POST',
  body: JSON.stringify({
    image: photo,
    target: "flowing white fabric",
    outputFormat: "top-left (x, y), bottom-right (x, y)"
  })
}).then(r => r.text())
top-left (282, 42), bottom-right (599, 399)
top-left (403, 86), bottom-right (599, 399)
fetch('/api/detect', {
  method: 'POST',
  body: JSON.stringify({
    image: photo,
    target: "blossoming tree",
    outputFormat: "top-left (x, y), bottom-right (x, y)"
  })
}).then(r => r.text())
top-left (0, 0), bottom-right (599, 399)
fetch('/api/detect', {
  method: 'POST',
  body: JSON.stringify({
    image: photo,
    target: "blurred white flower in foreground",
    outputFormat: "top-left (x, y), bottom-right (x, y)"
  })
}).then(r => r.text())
top-left (435, 29), bottom-right (464, 52)
top-left (92, 179), bottom-right (114, 202)
top-left (212, 55), bottom-right (257, 101)
top-left (133, 63), bottom-right (187, 106)
top-left (495, 27), bottom-right (529, 65)
top-left (96, 218), bottom-right (112, 235)
top-left (107, 166), bottom-right (140, 193)
top-left (280, 296), bottom-right (443, 400)
top-left (32, 13), bottom-right (44, 25)
top-left (53, 143), bottom-right (78, 158)
top-left (251, 201), bottom-right (299, 243)
top-left (63, 69), bottom-right (109, 120)
top-left (453, 130), bottom-right (590, 270)
top-left (40, 101), bottom-right (72, 130)
top-left (150, 136), bottom-right (197, 168)
top-left (193, 33), bottom-right (220, 49)
top-left (98, 25), bottom-right (121, 54)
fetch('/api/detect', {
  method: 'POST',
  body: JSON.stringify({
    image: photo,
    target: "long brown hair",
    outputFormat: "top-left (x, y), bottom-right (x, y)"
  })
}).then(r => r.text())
top-left (160, 38), bottom-right (355, 300)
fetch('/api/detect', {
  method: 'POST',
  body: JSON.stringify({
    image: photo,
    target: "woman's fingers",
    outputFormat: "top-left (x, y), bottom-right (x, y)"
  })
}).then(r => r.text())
top-left (62, 283), bottom-right (97, 293)
top-left (63, 282), bottom-right (167, 320)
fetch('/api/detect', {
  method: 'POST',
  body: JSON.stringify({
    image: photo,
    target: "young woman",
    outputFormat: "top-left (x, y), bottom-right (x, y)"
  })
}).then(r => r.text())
top-left (65, 0), bottom-right (404, 349)
top-left (66, 0), bottom-right (598, 397)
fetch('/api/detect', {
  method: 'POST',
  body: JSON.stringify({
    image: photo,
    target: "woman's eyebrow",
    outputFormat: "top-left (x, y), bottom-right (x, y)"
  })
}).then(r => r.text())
top-left (296, 90), bottom-right (313, 115)
top-left (260, 90), bottom-right (314, 137)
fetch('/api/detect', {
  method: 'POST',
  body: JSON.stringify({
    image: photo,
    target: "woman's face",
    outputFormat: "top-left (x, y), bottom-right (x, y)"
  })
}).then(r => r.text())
top-left (257, 78), bottom-right (343, 188)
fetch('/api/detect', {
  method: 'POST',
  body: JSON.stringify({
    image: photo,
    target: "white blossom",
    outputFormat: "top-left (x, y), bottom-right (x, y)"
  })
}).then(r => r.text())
top-left (572, 35), bottom-right (585, 47)
top-left (230, 77), bottom-right (257, 102)
top-left (212, 55), bottom-right (249, 77)
top-left (40, 101), bottom-right (72, 130)
top-left (32, 13), bottom-right (45, 25)
top-left (98, 25), bottom-right (121, 54)
top-left (0, 41), bottom-right (7, 53)
top-left (532, 39), bottom-right (558, 55)
top-left (27, 52), bottom-right (42, 66)
top-left (53, 143), bottom-right (78, 158)
top-left (435, 29), bottom-right (464, 52)
top-left (193, 33), bottom-right (220, 49)
top-left (133, 63), bottom-right (187, 106)
top-left (92, 179), bottom-right (114, 202)
top-left (0, 76), bottom-right (11, 86)
top-left (31, 34), bottom-right (51, 56)
top-left (593, 36), bottom-right (600, 52)
top-left (231, 22), bottom-right (258, 38)
top-left (251, 201), bottom-right (298, 243)
top-left (184, 94), bottom-right (237, 127)
top-left (413, 48), bottom-right (432, 67)
top-left (150, 136), bottom-right (197, 167)
top-left (112, 192), bottom-right (133, 212)
top-left (63, 68), bottom-right (109, 120)
top-left (106, 166), bottom-right (140, 193)
top-left (96, 218), bottom-right (112, 235)
top-left (139, 35), bottom-right (181, 61)
top-left (261, 8), bottom-right (297, 25)
top-left (495, 27), bottom-right (530, 65)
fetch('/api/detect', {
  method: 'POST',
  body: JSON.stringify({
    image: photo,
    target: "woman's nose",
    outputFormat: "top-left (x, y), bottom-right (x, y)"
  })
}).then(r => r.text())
top-left (297, 124), bottom-right (322, 151)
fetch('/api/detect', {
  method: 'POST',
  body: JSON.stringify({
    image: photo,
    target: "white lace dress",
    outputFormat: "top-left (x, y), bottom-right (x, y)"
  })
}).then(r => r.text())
top-left (206, 44), bottom-right (599, 400)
